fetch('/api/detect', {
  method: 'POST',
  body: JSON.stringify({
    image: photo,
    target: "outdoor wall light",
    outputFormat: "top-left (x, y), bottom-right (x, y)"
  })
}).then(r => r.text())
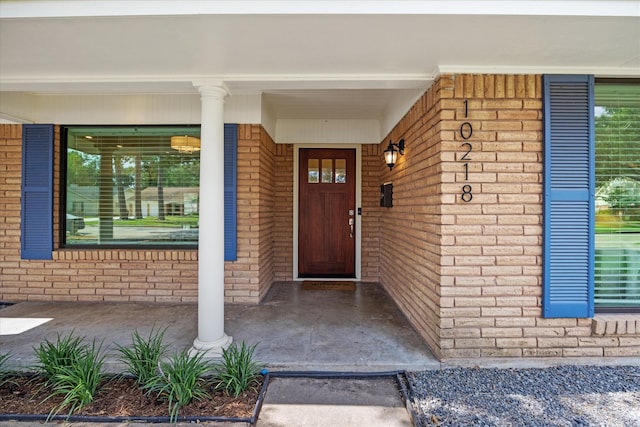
top-left (383, 139), bottom-right (405, 170)
top-left (170, 135), bottom-right (201, 154)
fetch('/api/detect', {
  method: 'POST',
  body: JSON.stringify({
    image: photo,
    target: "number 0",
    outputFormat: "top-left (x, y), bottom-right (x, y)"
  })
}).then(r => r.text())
top-left (460, 122), bottom-right (473, 140)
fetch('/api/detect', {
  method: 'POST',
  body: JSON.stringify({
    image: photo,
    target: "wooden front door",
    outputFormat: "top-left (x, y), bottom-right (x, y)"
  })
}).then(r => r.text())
top-left (299, 148), bottom-right (356, 278)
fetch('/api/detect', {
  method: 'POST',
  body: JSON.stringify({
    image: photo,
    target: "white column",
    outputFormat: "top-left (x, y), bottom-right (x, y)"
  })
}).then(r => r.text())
top-left (191, 83), bottom-right (232, 358)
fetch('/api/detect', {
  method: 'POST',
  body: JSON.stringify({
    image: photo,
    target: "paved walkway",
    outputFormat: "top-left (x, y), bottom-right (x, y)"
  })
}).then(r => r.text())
top-left (0, 282), bottom-right (438, 372)
top-left (258, 375), bottom-right (414, 427)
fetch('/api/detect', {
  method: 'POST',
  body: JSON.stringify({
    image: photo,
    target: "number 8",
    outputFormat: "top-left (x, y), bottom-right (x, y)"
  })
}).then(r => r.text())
top-left (461, 185), bottom-right (473, 202)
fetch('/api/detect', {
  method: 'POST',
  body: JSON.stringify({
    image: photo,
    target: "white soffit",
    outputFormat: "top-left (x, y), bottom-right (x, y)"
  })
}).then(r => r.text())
top-left (262, 89), bottom-right (425, 120)
top-left (1, 1), bottom-right (638, 88)
top-left (0, 1), bottom-right (638, 136)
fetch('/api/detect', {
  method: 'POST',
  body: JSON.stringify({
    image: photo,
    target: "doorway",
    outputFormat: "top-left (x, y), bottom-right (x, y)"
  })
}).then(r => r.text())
top-left (298, 148), bottom-right (356, 278)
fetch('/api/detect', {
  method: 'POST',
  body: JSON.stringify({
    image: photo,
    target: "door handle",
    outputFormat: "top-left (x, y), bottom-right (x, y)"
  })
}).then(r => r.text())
top-left (349, 218), bottom-right (354, 238)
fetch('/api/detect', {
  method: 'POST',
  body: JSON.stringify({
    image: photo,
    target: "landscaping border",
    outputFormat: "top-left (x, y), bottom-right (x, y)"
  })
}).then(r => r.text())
top-left (0, 372), bottom-right (270, 426)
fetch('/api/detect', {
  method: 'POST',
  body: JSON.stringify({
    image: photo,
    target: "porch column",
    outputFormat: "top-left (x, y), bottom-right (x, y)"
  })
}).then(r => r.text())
top-left (191, 83), bottom-right (232, 357)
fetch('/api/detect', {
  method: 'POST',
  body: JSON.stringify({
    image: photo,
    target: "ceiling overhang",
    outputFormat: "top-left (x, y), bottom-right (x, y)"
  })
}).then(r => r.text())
top-left (1, 1), bottom-right (638, 139)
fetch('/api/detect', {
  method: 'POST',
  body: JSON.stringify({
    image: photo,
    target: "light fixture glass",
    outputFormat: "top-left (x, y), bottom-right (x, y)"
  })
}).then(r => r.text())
top-left (170, 135), bottom-right (201, 154)
top-left (383, 139), bottom-right (405, 170)
top-left (384, 146), bottom-right (398, 169)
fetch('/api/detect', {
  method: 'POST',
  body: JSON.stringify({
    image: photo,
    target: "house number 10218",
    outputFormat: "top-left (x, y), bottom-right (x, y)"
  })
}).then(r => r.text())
top-left (460, 100), bottom-right (473, 202)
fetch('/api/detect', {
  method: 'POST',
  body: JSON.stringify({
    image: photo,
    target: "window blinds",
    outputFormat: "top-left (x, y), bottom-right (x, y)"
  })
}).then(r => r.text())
top-left (594, 82), bottom-right (640, 308)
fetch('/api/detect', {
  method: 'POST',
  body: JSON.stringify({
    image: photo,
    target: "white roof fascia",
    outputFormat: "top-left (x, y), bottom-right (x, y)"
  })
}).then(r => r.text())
top-left (1, 1), bottom-right (638, 18)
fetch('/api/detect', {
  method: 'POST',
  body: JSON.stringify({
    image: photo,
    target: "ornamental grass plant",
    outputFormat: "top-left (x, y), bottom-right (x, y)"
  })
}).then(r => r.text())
top-left (214, 342), bottom-right (262, 398)
top-left (44, 340), bottom-right (106, 419)
top-left (115, 326), bottom-right (168, 387)
top-left (3, 332), bottom-right (264, 422)
top-left (0, 352), bottom-right (15, 387)
top-left (144, 349), bottom-right (214, 422)
top-left (33, 331), bottom-right (85, 380)
top-left (33, 332), bottom-right (106, 420)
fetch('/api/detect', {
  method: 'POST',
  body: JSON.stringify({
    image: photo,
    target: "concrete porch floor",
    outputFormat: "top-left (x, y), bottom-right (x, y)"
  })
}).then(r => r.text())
top-left (0, 282), bottom-right (439, 372)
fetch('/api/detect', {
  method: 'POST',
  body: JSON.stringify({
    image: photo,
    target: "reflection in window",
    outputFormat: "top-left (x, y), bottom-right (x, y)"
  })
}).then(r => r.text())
top-left (594, 82), bottom-right (640, 308)
top-left (335, 159), bottom-right (346, 183)
top-left (308, 159), bottom-right (319, 183)
top-left (64, 126), bottom-right (201, 247)
top-left (322, 159), bottom-right (332, 183)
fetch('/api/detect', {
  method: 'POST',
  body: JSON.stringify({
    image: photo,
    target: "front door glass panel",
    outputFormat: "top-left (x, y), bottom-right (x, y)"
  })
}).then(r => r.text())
top-left (335, 159), bottom-right (346, 183)
top-left (308, 159), bottom-right (319, 183)
top-left (321, 159), bottom-right (333, 183)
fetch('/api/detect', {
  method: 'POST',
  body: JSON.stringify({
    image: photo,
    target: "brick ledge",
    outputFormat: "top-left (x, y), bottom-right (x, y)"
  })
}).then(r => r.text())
top-left (592, 314), bottom-right (640, 336)
top-left (52, 249), bottom-right (198, 262)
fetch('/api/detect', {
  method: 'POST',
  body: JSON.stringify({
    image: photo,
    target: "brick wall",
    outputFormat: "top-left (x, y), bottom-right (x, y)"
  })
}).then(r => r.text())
top-left (0, 125), bottom-right (23, 299)
top-left (273, 144), bottom-right (294, 282)
top-left (226, 124), bottom-right (277, 303)
top-left (378, 78), bottom-right (445, 356)
top-left (227, 124), bottom-right (277, 302)
top-left (0, 124), bottom-right (279, 304)
top-left (258, 126), bottom-right (277, 300)
top-left (439, 74), bottom-right (544, 358)
top-left (380, 74), bottom-right (639, 359)
top-left (361, 144), bottom-right (382, 282)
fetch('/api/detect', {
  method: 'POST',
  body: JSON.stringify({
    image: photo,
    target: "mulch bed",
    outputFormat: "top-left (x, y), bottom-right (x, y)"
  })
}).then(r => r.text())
top-left (0, 374), bottom-right (264, 422)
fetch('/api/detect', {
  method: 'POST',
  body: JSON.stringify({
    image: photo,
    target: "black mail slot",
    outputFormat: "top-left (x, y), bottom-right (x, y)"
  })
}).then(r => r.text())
top-left (380, 182), bottom-right (393, 207)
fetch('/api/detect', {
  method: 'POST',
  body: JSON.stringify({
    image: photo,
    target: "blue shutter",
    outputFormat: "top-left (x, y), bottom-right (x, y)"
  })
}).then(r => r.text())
top-left (224, 124), bottom-right (237, 261)
top-left (542, 75), bottom-right (594, 318)
top-left (21, 124), bottom-right (54, 260)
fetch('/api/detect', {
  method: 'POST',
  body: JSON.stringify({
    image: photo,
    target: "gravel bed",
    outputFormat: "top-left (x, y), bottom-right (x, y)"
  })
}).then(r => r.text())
top-left (407, 365), bottom-right (640, 427)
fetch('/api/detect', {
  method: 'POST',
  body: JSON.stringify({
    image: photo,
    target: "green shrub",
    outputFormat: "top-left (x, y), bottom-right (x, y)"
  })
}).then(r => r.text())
top-left (214, 342), bottom-right (262, 397)
top-left (45, 339), bottom-right (106, 419)
top-left (145, 349), bottom-right (213, 422)
top-left (34, 332), bottom-right (105, 419)
top-left (34, 332), bottom-right (85, 379)
top-left (116, 326), bottom-right (168, 386)
top-left (0, 352), bottom-right (15, 387)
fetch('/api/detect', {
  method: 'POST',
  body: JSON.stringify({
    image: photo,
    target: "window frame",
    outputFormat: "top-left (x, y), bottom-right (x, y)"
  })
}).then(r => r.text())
top-left (593, 78), bottom-right (640, 313)
top-left (60, 124), bottom-right (201, 250)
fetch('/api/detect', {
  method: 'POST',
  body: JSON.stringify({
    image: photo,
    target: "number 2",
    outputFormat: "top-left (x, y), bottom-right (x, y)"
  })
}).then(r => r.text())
top-left (461, 142), bottom-right (472, 161)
